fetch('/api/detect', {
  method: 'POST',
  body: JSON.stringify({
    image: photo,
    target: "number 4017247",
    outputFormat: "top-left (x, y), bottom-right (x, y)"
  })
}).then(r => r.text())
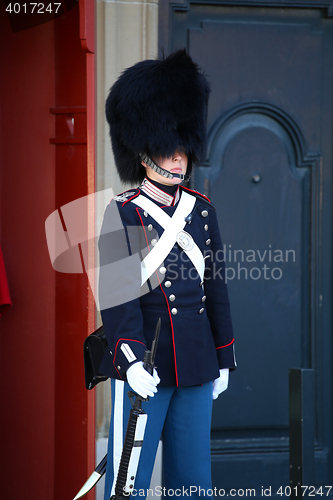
top-left (5, 3), bottom-right (62, 14)
top-left (277, 486), bottom-right (332, 496)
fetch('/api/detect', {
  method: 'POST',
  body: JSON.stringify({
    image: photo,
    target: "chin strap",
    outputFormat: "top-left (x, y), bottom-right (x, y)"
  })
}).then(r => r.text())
top-left (139, 152), bottom-right (191, 182)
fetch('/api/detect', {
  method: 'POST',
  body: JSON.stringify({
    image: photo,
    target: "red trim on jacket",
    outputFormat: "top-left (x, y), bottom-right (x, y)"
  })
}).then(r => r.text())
top-left (122, 191), bottom-right (140, 206)
top-left (113, 338), bottom-right (146, 377)
top-left (158, 281), bottom-right (179, 387)
top-left (136, 203), bottom-right (179, 386)
top-left (181, 186), bottom-right (212, 203)
top-left (216, 338), bottom-right (235, 349)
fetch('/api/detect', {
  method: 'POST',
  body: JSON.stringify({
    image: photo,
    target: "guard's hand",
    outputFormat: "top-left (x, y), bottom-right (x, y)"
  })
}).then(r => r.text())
top-left (212, 369), bottom-right (229, 400)
top-left (126, 361), bottom-right (160, 398)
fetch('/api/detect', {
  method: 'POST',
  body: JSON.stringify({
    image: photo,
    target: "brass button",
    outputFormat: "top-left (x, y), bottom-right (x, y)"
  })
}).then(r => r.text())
top-left (199, 308), bottom-right (205, 314)
top-left (201, 210), bottom-right (208, 218)
top-left (159, 266), bottom-right (166, 274)
top-left (169, 294), bottom-right (176, 302)
top-left (143, 211), bottom-right (148, 218)
top-left (148, 224), bottom-right (153, 231)
top-left (171, 308), bottom-right (178, 315)
top-left (151, 239), bottom-right (157, 246)
top-left (117, 365), bottom-right (121, 370)
top-left (201, 295), bottom-right (206, 302)
top-left (165, 281), bottom-right (172, 288)
top-left (204, 224), bottom-right (208, 231)
top-left (200, 280), bottom-right (204, 287)
top-left (205, 239), bottom-right (211, 245)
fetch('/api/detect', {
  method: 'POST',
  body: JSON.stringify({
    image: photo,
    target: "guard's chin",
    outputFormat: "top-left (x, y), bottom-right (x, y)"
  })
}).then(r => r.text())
top-left (170, 177), bottom-right (183, 185)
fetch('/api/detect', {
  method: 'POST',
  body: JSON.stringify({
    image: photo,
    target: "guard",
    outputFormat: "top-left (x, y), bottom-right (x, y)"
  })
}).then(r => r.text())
top-left (98, 49), bottom-right (237, 500)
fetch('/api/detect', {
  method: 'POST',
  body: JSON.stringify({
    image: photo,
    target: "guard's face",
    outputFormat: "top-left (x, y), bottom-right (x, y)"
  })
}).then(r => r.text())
top-left (143, 150), bottom-right (188, 185)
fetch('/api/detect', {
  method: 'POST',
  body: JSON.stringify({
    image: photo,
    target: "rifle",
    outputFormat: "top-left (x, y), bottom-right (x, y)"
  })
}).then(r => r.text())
top-left (73, 318), bottom-right (161, 500)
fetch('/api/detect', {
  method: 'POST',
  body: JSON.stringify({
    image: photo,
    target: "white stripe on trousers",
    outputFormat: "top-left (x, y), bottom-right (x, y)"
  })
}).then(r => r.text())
top-left (111, 379), bottom-right (125, 496)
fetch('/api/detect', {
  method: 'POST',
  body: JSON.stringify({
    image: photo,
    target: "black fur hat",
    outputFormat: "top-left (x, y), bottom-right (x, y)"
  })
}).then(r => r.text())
top-left (105, 49), bottom-right (210, 184)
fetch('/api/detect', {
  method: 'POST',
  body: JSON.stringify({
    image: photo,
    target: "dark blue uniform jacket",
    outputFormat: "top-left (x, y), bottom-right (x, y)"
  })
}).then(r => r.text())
top-left (99, 178), bottom-right (236, 387)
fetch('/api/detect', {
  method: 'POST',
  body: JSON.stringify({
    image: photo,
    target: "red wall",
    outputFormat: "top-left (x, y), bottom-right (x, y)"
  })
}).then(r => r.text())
top-left (0, 3), bottom-right (95, 499)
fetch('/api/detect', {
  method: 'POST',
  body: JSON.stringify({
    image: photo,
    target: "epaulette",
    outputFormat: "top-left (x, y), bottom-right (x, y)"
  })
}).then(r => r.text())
top-left (112, 188), bottom-right (140, 204)
top-left (181, 186), bottom-right (213, 205)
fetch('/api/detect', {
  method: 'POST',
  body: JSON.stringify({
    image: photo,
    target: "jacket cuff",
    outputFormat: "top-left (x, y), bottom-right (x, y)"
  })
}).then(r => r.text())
top-left (216, 340), bottom-right (237, 371)
top-left (113, 339), bottom-right (147, 378)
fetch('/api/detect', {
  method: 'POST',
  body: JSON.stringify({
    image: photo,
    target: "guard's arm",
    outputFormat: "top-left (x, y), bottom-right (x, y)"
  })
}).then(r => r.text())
top-left (204, 208), bottom-right (236, 371)
top-left (98, 200), bottom-right (148, 379)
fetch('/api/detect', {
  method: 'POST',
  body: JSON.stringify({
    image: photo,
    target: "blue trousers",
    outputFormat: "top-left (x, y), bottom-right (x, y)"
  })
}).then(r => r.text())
top-left (104, 379), bottom-right (214, 500)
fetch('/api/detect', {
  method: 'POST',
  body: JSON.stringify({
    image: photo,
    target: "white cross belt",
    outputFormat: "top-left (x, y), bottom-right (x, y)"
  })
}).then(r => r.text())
top-left (131, 192), bottom-right (205, 285)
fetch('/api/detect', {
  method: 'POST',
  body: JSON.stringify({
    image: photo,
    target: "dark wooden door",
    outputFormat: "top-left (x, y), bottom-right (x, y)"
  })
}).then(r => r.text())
top-left (160, 1), bottom-right (333, 493)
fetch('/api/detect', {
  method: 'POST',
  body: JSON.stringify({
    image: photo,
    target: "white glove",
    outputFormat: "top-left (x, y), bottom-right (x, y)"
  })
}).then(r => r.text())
top-left (212, 369), bottom-right (229, 400)
top-left (126, 361), bottom-right (160, 398)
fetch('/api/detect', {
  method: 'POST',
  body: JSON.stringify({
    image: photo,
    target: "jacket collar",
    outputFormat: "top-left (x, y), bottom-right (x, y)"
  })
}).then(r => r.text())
top-left (139, 177), bottom-right (180, 206)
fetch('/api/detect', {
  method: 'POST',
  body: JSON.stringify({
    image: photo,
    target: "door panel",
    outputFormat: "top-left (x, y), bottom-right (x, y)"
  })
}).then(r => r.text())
top-left (198, 112), bottom-right (308, 430)
top-left (162, 1), bottom-right (333, 491)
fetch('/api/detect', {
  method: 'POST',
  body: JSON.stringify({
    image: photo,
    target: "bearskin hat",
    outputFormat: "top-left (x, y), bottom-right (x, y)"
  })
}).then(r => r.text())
top-left (105, 49), bottom-right (210, 184)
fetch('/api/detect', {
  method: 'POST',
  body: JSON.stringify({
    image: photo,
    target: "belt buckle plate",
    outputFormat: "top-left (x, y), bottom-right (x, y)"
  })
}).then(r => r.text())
top-left (176, 230), bottom-right (194, 251)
